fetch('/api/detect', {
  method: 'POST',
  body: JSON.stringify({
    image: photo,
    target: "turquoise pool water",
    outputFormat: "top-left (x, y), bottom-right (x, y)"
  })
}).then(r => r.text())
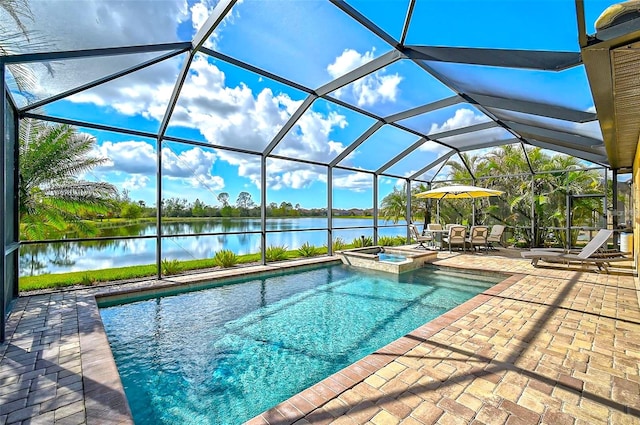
top-left (378, 253), bottom-right (406, 263)
top-left (100, 264), bottom-right (500, 425)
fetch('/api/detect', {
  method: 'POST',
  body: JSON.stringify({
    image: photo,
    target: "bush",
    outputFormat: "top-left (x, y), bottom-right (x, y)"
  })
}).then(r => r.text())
top-left (297, 242), bottom-right (319, 257)
top-left (80, 274), bottom-right (97, 286)
top-left (377, 236), bottom-right (397, 246)
top-left (331, 237), bottom-right (346, 251)
top-left (352, 236), bottom-right (373, 247)
top-left (161, 258), bottom-right (182, 275)
top-left (266, 245), bottom-right (288, 261)
top-left (394, 235), bottom-right (407, 245)
top-left (212, 249), bottom-right (238, 268)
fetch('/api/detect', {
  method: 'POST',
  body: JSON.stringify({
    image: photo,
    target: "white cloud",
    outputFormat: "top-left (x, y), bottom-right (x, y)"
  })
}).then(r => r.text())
top-left (161, 56), bottom-right (352, 189)
top-left (271, 169), bottom-right (323, 190)
top-left (277, 110), bottom-right (348, 160)
top-left (332, 171), bottom-right (372, 192)
top-left (14, 0), bottom-right (241, 104)
top-left (191, 1), bottom-right (211, 33)
top-left (93, 140), bottom-right (224, 194)
top-left (123, 175), bottom-right (150, 191)
top-left (95, 141), bottom-right (157, 174)
top-left (327, 48), bottom-right (403, 107)
top-left (419, 108), bottom-right (499, 152)
top-left (162, 146), bottom-right (225, 191)
top-left (428, 108), bottom-right (489, 135)
top-left (327, 49), bottom-right (376, 78)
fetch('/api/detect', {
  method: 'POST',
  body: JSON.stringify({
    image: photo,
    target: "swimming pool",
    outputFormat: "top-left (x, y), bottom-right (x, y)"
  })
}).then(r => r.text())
top-left (99, 264), bottom-right (501, 425)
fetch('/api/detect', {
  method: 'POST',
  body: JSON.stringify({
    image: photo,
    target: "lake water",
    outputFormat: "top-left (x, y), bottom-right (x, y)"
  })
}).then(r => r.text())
top-left (20, 218), bottom-right (409, 276)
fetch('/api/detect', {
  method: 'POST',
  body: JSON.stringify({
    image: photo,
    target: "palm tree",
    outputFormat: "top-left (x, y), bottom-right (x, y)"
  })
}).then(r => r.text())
top-left (19, 119), bottom-right (118, 239)
top-left (379, 185), bottom-right (407, 224)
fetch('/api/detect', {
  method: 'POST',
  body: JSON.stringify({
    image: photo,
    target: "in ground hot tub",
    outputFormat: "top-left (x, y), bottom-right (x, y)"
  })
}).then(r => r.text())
top-left (336, 246), bottom-right (437, 273)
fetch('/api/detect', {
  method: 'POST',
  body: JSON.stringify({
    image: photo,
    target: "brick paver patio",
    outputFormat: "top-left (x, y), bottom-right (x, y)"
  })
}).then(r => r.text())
top-left (1, 252), bottom-right (639, 424)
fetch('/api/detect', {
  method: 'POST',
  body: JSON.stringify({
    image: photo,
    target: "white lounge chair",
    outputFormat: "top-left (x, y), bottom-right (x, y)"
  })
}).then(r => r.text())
top-left (521, 229), bottom-right (630, 272)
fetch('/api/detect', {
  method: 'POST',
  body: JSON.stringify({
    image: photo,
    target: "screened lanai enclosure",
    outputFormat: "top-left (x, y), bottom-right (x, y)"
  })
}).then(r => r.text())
top-left (2, 0), bottom-right (639, 339)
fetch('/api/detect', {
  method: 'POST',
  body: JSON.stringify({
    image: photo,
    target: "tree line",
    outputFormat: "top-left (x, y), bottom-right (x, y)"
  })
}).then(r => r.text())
top-left (379, 145), bottom-right (618, 248)
top-left (115, 191), bottom-right (373, 220)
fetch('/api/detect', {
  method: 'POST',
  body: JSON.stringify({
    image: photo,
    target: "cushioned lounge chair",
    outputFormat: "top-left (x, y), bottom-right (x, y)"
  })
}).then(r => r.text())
top-left (521, 229), bottom-right (630, 272)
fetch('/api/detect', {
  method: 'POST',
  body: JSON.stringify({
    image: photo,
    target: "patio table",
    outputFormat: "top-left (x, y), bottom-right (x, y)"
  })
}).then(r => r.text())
top-left (425, 228), bottom-right (448, 250)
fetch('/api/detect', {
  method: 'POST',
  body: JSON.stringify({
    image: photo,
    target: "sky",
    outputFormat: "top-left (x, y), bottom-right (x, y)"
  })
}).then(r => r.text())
top-left (5, 0), bottom-right (619, 209)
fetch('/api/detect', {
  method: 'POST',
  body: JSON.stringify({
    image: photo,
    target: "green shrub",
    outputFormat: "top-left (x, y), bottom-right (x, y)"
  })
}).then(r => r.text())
top-left (331, 237), bottom-right (346, 251)
top-left (377, 236), bottom-right (397, 246)
top-left (212, 249), bottom-right (238, 268)
top-left (394, 235), bottom-right (407, 245)
top-left (266, 245), bottom-right (288, 261)
top-left (161, 258), bottom-right (182, 276)
top-left (297, 242), bottom-right (319, 257)
top-left (352, 236), bottom-right (373, 247)
top-left (80, 274), bottom-right (97, 286)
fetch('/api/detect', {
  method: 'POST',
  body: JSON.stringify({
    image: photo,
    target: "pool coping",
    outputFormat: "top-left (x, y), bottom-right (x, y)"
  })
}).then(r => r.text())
top-left (243, 271), bottom-right (523, 424)
top-left (79, 257), bottom-right (519, 425)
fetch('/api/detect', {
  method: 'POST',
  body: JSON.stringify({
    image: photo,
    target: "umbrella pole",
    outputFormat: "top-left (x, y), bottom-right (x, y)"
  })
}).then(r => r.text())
top-left (437, 200), bottom-right (440, 224)
top-left (472, 199), bottom-right (476, 226)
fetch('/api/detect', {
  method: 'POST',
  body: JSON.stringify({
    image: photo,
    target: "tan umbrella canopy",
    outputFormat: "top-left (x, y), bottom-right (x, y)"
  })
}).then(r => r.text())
top-left (415, 184), bottom-right (504, 200)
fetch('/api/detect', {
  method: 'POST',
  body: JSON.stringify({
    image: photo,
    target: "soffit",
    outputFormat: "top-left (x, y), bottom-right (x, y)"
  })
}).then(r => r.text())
top-left (582, 21), bottom-right (640, 172)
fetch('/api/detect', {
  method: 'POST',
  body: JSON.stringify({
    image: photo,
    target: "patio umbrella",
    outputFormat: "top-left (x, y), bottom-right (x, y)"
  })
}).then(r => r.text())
top-left (415, 184), bottom-right (504, 200)
top-left (415, 184), bottom-right (504, 224)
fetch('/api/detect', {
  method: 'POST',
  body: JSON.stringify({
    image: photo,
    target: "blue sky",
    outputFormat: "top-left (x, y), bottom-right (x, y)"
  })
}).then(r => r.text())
top-left (9, 0), bottom-right (618, 209)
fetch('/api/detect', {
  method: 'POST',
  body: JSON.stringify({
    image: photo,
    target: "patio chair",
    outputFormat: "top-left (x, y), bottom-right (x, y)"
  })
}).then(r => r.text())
top-left (409, 224), bottom-right (432, 249)
top-left (466, 225), bottom-right (489, 253)
top-left (487, 225), bottom-right (505, 250)
top-left (520, 229), bottom-right (630, 272)
top-left (443, 225), bottom-right (466, 253)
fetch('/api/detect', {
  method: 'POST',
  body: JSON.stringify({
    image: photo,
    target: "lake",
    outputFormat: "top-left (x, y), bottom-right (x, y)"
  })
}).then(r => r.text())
top-left (19, 218), bottom-right (409, 277)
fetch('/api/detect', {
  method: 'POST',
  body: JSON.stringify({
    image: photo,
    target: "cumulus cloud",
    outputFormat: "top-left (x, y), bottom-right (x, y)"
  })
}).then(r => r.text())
top-left (428, 108), bottom-right (489, 135)
top-left (276, 109), bottom-right (348, 160)
top-left (159, 56), bottom-right (353, 188)
top-left (163, 145), bottom-right (224, 191)
top-left (15, 1), bottom-right (374, 193)
top-left (12, 0), bottom-right (241, 104)
top-left (191, 0), bottom-right (243, 49)
top-left (122, 175), bottom-right (150, 191)
top-left (327, 49), bottom-right (376, 78)
top-left (327, 48), bottom-right (403, 107)
top-left (332, 171), bottom-right (372, 192)
top-left (191, 1), bottom-right (211, 33)
top-left (95, 141), bottom-right (157, 175)
top-left (419, 108), bottom-right (502, 152)
top-left (93, 140), bottom-right (224, 193)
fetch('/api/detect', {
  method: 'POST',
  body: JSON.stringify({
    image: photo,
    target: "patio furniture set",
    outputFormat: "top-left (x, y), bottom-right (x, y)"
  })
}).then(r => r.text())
top-left (409, 223), bottom-right (505, 253)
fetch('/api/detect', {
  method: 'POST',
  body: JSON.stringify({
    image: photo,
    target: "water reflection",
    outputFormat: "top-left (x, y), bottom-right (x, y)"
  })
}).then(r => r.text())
top-left (19, 218), bottom-right (406, 276)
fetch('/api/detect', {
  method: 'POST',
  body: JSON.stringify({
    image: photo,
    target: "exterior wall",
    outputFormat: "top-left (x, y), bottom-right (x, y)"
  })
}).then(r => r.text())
top-left (634, 142), bottom-right (640, 272)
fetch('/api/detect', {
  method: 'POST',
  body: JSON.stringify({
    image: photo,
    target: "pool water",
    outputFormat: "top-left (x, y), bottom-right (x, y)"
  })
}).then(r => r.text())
top-left (378, 253), bottom-right (406, 263)
top-left (100, 264), bottom-right (500, 425)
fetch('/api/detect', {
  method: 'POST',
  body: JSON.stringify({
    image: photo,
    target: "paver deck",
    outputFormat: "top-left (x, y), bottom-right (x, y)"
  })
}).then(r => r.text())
top-left (1, 251), bottom-right (639, 424)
